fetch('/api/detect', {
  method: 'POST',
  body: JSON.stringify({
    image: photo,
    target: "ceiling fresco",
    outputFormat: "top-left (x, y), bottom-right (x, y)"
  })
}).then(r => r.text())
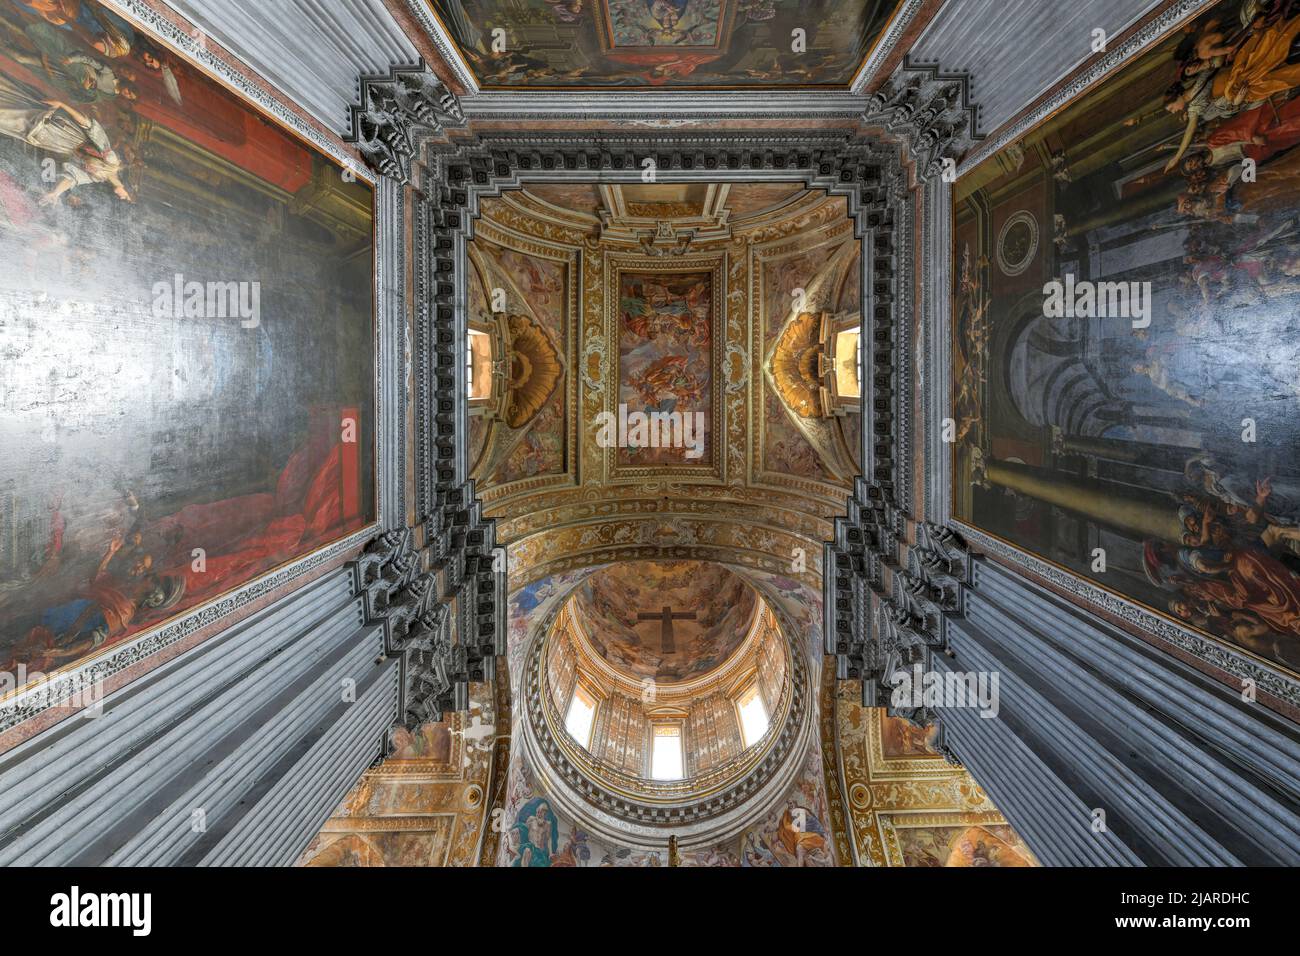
top-left (398, 179), bottom-right (896, 865)
top-left (466, 181), bottom-right (863, 591)
top-left (489, 563), bottom-right (839, 865)
top-left (612, 261), bottom-right (720, 473)
top-left (426, 0), bottom-right (903, 89)
top-left (466, 234), bottom-right (577, 490)
top-left (833, 679), bottom-right (1040, 867)
top-left (298, 686), bottom-right (507, 867)
top-left (571, 559), bottom-right (757, 681)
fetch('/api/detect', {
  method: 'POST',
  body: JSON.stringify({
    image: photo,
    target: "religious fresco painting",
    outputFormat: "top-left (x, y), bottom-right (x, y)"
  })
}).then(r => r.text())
top-left (299, 695), bottom-right (503, 868)
top-left (739, 567), bottom-right (824, 665)
top-left (760, 239), bottom-right (861, 484)
top-left (301, 824), bottom-right (456, 867)
top-left (879, 713), bottom-right (939, 758)
top-left (834, 683), bottom-right (1038, 866)
top-left (465, 236), bottom-right (570, 492)
top-left (427, 0), bottom-right (902, 89)
top-left (571, 560), bottom-right (756, 682)
top-left (738, 745), bottom-right (835, 866)
top-left (953, 0), bottom-right (1300, 674)
top-left (617, 268), bottom-right (712, 468)
top-left (763, 248), bottom-right (835, 482)
top-left (0, 0), bottom-right (376, 687)
top-left (894, 824), bottom-right (1035, 868)
top-left (497, 748), bottom-right (663, 866)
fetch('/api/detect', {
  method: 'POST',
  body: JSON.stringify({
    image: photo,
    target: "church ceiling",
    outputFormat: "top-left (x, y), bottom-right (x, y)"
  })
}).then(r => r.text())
top-left (424, 0), bottom-right (904, 89)
top-left (467, 179), bottom-right (863, 589)
top-left (571, 559), bottom-right (757, 681)
top-left (7, 0), bottom-right (1289, 878)
top-left (831, 678), bottom-right (1038, 867)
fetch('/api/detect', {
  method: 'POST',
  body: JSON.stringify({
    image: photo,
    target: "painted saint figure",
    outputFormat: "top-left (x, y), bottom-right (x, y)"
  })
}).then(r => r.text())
top-left (0, 73), bottom-right (130, 202)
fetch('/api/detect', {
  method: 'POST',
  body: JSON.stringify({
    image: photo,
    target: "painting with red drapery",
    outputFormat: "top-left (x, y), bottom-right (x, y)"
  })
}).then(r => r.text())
top-left (0, 0), bottom-right (376, 686)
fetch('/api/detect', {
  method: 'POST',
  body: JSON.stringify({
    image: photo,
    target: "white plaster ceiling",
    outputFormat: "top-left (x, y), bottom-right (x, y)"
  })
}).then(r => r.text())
top-left (910, 0), bottom-right (1164, 136)
top-left (164, 0), bottom-right (419, 134)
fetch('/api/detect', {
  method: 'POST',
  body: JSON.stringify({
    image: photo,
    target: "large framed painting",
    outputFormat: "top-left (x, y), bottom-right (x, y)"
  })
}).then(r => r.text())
top-left (425, 0), bottom-right (904, 89)
top-left (953, 0), bottom-right (1300, 675)
top-left (604, 255), bottom-right (724, 480)
top-left (0, 0), bottom-right (376, 691)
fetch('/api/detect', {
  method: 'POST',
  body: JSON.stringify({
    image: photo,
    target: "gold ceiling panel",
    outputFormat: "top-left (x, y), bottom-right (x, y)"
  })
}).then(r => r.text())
top-left (467, 180), bottom-right (865, 600)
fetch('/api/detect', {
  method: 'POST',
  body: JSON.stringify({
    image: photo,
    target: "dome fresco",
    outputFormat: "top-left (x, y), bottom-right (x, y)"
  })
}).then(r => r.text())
top-left (571, 560), bottom-right (757, 682)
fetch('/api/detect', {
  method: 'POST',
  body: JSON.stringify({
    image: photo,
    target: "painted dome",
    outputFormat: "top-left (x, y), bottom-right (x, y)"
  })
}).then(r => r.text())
top-left (570, 560), bottom-right (758, 683)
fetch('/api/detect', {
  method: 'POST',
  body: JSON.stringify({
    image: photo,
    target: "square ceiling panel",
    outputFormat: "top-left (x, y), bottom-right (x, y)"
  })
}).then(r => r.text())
top-left (425, 0), bottom-right (905, 89)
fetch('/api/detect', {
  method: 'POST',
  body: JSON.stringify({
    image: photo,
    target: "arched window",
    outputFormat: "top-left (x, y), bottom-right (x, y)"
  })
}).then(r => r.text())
top-left (735, 682), bottom-right (770, 748)
top-left (467, 327), bottom-right (493, 401)
top-left (817, 312), bottom-right (863, 413)
top-left (564, 683), bottom-right (597, 749)
top-left (650, 722), bottom-right (684, 781)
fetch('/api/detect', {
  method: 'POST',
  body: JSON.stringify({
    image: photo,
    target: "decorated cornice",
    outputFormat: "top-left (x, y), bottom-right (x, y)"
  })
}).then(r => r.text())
top-left (338, 66), bottom-right (502, 733)
top-left (863, 56), bottom-right (982, 182)
top-left (345, 62), bottom-right (465, 184)
top-left (524, 547), bottom-right (823, 597)
top-left (491, 494), bottom-right (837, 551)
top-left (825, 476), bottom-right (980, 725)
top-left (460, 91), bottom-right (872, 122)
top-left (351, 521), bottom-right (501, 728)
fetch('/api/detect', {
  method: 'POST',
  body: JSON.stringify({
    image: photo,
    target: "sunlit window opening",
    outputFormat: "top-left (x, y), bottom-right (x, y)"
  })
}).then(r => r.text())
top-left (564, 684), bottom-right (597, 749)
top-left (737, 685), bottom-right (770, 748)
top-left (650, 723), bottom-right (684, 780)
top-left (467, 329), bottom-right (492, 400)
top-left (834, 325), bottom-right (862, 399)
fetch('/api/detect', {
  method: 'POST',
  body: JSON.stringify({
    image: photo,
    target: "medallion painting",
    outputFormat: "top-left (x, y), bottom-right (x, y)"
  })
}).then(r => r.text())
top-left (615, 266), bottom-right (714, 470)
top-left (953, 0), bottom-right (1300, 674)
top-left (427, 0), bottom-right (902, 89)
top-left (0, 0), bottom-right (376, 688)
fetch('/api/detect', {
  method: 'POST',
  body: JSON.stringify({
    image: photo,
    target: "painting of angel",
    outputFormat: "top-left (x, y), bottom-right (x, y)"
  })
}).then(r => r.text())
top-left (617, 269), bottom-right (713, 467)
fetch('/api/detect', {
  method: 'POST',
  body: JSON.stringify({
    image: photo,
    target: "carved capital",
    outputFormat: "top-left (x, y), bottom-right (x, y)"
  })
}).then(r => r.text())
top-left (351, 517), bottom-right (503, 729)
top-left (906, 521), bottom-right (975, 615)
top-left (345, 63), bottom-right (465, 184)
top-left (864, 57), bottom-right (981, 183)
